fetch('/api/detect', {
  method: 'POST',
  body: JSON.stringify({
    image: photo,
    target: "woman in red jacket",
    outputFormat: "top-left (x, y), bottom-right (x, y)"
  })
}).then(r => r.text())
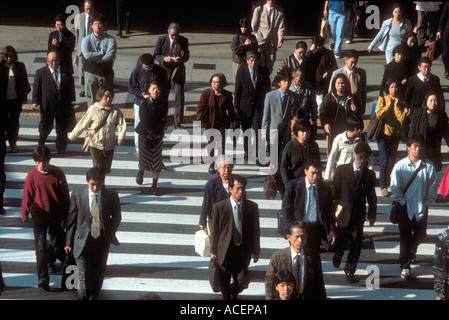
top-left (196, 73), bottom-right (236, 174)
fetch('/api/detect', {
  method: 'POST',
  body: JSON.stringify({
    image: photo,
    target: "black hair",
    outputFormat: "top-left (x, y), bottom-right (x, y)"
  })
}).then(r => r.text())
top-left (86, 167), bottom-right (106, 183)
top-left (32, 145), bottom-right (51, 162)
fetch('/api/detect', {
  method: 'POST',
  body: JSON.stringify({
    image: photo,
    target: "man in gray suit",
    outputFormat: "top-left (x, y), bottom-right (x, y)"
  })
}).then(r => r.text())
top-left (65, 167), bottom-right (121, 300)
top-left (328, 49), bottom-right (367, 115)
top-left (261, 71), bottom-right (299, 158)
top-left (74, 0), bottom-right (97, 98)
top-left (251, 0), bottom-right (285, 75)
top-left (265, 221), bottom-right (326, 300)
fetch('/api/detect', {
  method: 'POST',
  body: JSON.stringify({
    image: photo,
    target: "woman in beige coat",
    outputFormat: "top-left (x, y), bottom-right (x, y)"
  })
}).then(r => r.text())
top-left (69, 85), bottom-right (126, 174)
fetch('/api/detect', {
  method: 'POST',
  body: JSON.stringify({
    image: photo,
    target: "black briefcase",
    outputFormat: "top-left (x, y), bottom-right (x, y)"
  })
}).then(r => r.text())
top-left (61, 253), bottom-right (77, 291)
top-left (208, 259), bottom-right (222, 293)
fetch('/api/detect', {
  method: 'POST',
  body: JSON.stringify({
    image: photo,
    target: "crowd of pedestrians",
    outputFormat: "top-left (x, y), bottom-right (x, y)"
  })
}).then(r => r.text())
top-left (2, 0), bottom-right (449, 301)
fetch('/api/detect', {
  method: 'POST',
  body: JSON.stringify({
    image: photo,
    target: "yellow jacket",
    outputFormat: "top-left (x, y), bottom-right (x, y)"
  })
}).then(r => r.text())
top-left (375, 96), bottom-right (409, 137)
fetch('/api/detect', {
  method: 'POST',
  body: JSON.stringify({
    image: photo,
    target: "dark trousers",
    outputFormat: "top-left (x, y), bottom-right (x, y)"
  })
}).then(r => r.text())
top-left (4, 99), bottom-right (22, 148)
top-left (333, 222), bottom-right (364, 274)
top-left (259, 42), bottom-right (276, 75)
top-left (90, 147), bottom-right (115, 174)
top-left (220, 241), bottom-right (247, 300)
top-left (169, 80), bottom-right (185, 125)
top-left (208, 127), bottom-right (226, 161)
top-left (398, 206), bottom-right (428, 269)
top-left (75, 232), bottom-right (110, 300)
top-left (32, 222), bottom-right (66, 283)
top-left (304, 222), bottom-right (325, 254)
top-left (116, 0), bottom-right (131, 32)
top-left (239, 112), bottom-right (261, 160)
top-left (38, 113), bottom-right (69, 153)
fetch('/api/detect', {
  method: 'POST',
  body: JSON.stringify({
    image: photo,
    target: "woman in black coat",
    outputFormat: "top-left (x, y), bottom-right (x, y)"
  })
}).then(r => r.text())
top-left (409, 92), bottom-right (449, 172)
top-left (320, 73), bottom-right (361, 154)
top-left (231, 18), bottom-right (258, 82)
top-left (196, 73), bottom-right (235, 173)
top-left (0, 45), bottom-right (31, 151)
top-left (135, 81), bottom-right (168, 194)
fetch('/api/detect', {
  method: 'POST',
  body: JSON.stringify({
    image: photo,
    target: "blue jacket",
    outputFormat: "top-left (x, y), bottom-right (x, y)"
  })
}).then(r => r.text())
top-left (368, 18), bottom-right (412, 52)
top-left (127, 64), bottom-right (169, 106)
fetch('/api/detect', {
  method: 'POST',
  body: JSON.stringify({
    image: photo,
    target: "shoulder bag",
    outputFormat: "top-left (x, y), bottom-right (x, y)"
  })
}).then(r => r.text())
top-left (390, 162), bottom-right (424, 224)
top-left (82, 108), bottom-right (112, 152)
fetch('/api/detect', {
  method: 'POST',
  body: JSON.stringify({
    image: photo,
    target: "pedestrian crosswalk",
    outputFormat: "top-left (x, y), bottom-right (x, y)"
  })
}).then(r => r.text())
top-left (0, 121), bottom-right (448, 300)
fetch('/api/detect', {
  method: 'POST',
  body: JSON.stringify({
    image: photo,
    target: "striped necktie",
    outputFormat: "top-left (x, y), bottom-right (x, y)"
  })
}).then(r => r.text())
top-left (91, 194), bottom-right (100, 238)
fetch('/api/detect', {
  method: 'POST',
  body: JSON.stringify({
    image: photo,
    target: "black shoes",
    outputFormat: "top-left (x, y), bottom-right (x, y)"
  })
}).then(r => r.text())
top-left (38, 279), bottom-right (50, 291)
top-left (445, 72), bottom-right (449, 80)
top-left (174, 123), bottom-right (184, 129)
top-left (345, 270), bottom-right (357, 283)
top-left (136, 170), bottom-right (144, 185)
top-left (332, 254), bottom-right (341, 268)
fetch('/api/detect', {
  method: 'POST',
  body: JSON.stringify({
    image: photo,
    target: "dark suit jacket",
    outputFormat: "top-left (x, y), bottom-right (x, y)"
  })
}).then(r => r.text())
top-left (47, 29), bottom-right (76, 75)
top-left (281, 177), bottom-right (334, 237)
top-left (154, 34), bottom-right (190, 84)
top-left (210, 197), bottom-right (260, 271)
top-left (405, 74), bottom-right (445, 112)
top-left (0, 61), bottom-right (31, 105)
top-left (265, 247), bottom-right (326, 300)
top-left (234, 63), bottom-right (271, 120)
top-left (332, 163), bottom-right (377, 229)
top-left (199, 174), bottom-right (230, 227)
top-left (32, 65), bottom-right (75, 115)
top-left (65, 187), bottom-right (122, 259)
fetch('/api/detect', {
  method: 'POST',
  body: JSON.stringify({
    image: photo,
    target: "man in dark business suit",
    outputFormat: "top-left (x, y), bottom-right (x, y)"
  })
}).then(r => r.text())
top-left (32, 51), bottom-right (75, 153)
top-left (210, 175), bottom-right (260, 300)
top-left (332, 142), bottom-right (377, 283)
top-left (65, 167), bottom-right (121, 300)
top-left (234, 50), bottom-right (271, 162)
top-left (282, 159), bottom-right (335, 253)
top-left (265, 221), bottom-right (326, 300)
top-left (154, 22), bottom-right (190, 129)
top-left (328, 49), bottom-right (367, 115)
top-left (47, 14), bottom-right (76, 75)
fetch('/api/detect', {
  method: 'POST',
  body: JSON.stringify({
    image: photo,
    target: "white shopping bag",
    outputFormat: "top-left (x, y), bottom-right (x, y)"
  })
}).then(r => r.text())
top-left (195, 230), bottom-right (210, 257)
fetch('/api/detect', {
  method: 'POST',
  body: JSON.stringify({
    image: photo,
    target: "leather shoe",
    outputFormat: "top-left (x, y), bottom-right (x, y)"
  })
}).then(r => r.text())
top-left (79, 90), bottom-right (85, 98)
top-left (445, 72), bottom-right (449, 80)
top-left (174, 123), bottom-right (184, 129)
top-left (136, 170), bottom-right (144, 185)
top-left (332, 254), bottom-right (342, 268)
top-left (345, 271), bottom-right (358, 283)
top-left (38, 280), bottom-right (50, 291)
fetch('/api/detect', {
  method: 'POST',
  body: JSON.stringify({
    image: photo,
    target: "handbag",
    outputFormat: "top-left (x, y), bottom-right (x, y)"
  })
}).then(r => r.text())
top-left (438, 166), bottom-right (449, 197)
top-left (208, 258), bottom-right (222, 293)
top-left (82, 109), bottom-right (112, 152)
top-left (61, 253), bottom-right (77, 291)
top-left (263, 174), bottom-right (279, 200)
top-left (426, 39), bottom-right (443, 61)
top-left (366, 114), bottom-right (384, 142)
top-left (320, 16), bottom-right (330, 41)
top-left (390, 162), bottom-right (424, 224)
top-left (194, 230), bottom-right (210, 257)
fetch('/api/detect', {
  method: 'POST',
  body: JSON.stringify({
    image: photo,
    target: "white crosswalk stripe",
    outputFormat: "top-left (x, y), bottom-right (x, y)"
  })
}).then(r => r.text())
top-left (0, 126), bottom-right (446, 300)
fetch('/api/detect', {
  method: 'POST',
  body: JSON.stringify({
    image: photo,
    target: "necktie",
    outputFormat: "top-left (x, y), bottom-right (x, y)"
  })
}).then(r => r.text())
top-left (87, 15), bottom-right (92, 35)
top-left (53, 71), bottom-right (60, 90)
top-left (250, 70), bottom-right (256, 89)
top-left (349, 72), bottom-right (356, 95)
top-left (233, 203), bottom-right (242, 245)
top-left (171, 40), bottom-right (176, 56)
top-left (293, 254), bottom-right (302, 294)
top-left (355, 169), bottom-right (361, 182)
top-left (308, 185), bottom-right (317, 222)
top-left (282, 93), bottom-right (288, 112)
top-left (91, 194), bottom-right (100, 239)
